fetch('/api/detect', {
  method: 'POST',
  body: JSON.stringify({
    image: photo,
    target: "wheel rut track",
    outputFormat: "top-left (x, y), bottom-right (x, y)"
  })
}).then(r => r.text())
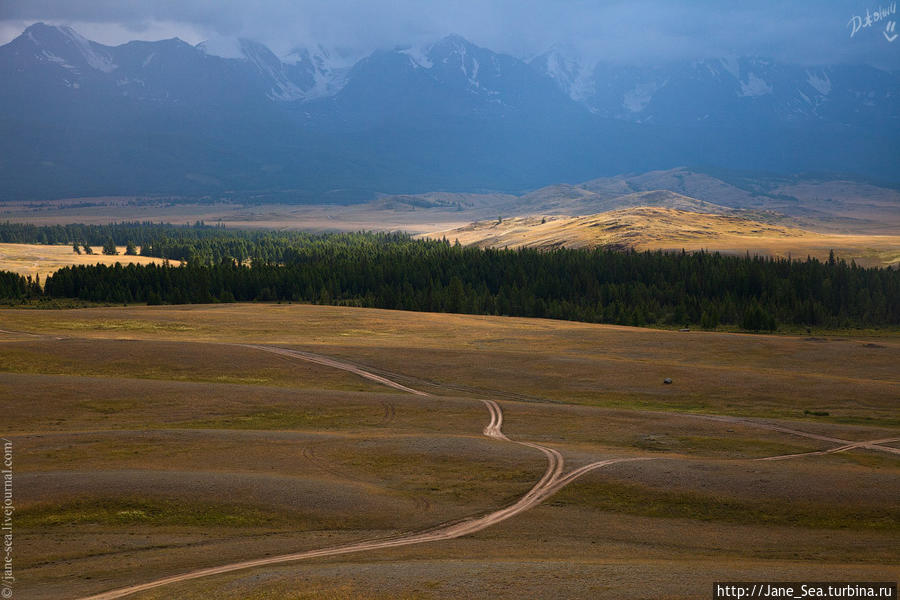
top-left (33, 340), bottom-right (895, 600)
top-left (690, 414), bottom-right (900, 460)
top-left (76, 345), bottom-right (647, 600)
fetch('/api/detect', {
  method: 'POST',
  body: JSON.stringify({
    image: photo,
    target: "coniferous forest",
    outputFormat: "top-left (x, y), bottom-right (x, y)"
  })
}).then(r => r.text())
top-left (0, 222), bottom-right (897, 331)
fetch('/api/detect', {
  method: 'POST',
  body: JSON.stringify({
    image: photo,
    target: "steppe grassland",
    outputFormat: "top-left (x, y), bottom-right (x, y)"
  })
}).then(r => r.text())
top-left (0, 243), bottom-right (180, 281)
top-left (0, 303), bottom-right (896, 599)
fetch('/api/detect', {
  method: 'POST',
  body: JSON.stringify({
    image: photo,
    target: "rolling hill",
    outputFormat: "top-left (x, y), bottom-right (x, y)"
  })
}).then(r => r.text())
top-left (423, 206), bottom-right (900, 267)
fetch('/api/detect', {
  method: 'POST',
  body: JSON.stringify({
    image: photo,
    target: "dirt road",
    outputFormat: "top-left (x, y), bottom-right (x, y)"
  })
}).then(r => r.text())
top-left (19, 340), bottom-right (889, 599)
top-left (76, 345), bottom-right (647, 600)
top-left (689, 414), bottom-right (900, 460)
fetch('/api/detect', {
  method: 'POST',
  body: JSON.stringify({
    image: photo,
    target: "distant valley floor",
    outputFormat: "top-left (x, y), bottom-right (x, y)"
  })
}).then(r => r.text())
top-left (2, 168), bottom-right (898, 267)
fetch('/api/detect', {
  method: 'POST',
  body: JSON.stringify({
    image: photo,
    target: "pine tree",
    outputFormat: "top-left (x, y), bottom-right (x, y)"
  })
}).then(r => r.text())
top-left (741, 302), bottom-right (776, 331)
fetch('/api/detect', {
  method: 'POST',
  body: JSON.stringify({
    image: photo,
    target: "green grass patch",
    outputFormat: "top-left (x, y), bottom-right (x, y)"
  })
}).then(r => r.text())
top-left (319, 444), bottom-right (540, 504)
top-left (818, 414), bottom-right (900, 428)
top-left (42, 318), bottom-right (196, 332)
top-left (182, 580), bottom-right (429, 600)
top-left (78, 399), bottom-right (142, 414)
top-left (563, 391), bottom-right (900, 428)
top-left (550, 479), bottom-right (899, 531)
top-left (656, 435), bottom-right (817, 458)
top-left (18, 498), bottom-right (290, 528)
top-left (0, 346), bottom-right (375, 393)
top-left (177, 409), bottom-right (374, 430)
top-left (674, 435), bottom-right (804, 456)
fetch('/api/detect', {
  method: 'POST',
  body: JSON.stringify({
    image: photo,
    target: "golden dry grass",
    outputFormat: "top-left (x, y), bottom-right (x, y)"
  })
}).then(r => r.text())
top-left (0, 200), bottom-right (473, 234)
top-left (422, 207), bottom-right (900, 267)
top-left (0, 243), bottom-right (180, 282)
top-left (3, 304), bottom-right (899, 423)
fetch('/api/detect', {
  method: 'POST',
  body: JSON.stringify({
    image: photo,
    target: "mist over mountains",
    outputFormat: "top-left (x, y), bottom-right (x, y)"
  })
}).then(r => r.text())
top-left (1, 23), bottom-right (898, 201)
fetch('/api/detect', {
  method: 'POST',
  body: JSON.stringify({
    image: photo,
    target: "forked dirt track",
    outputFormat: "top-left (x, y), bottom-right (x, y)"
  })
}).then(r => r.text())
top-left (76, 344), bottom-right (648, 600)
top-left (0, 335), bottom-right (883, 599)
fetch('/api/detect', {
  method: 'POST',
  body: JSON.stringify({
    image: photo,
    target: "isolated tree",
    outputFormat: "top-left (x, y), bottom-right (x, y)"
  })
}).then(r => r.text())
top-left (72, 242), bottom-right (81, 255)
top-left (102, 238), bottom-right (118, 255)
top-left (124, 242), bottom-right (137, 256)
top-left (82, 243), bottom-right (93, 255)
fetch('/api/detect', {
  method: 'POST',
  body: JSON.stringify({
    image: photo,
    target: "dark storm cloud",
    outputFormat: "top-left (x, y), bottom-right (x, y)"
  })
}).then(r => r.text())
top-left (1, 0), bottom-right (896, 68)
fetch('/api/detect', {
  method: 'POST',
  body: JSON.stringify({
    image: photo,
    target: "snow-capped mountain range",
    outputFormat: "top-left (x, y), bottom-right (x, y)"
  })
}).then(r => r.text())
top-left (1, 23), bottom-right (897, 199)
top-left (534, 50), bottom-right (897, 126)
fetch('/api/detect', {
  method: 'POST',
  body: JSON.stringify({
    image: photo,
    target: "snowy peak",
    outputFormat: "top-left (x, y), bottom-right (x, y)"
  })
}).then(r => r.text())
top-left (18, 22), bottom-right (117, 74)
top-left (237, 38), bottom-right (306, 101)
top-left (428, 35), bottom-right (486, 91)
top-left (195, 36), bottom-right (348, 101)
top-left (422, 34), bottom-right (539, 100)
top-left (195, 36), bottom-right (244, 59)
top-left (428, 34), bottom-right (478, 57)
top-left (3, 24), bottom-right (897, 127)
top-left (281, 44), bottom-right (350, 99)
top-left (688, 57), bottom-right (777, 97)
top-left (397, 45), bottom-right (432, 69)
top-left (532, 53), bottom-right (898, 125)
top-left (1, 24), bottom-right (898, 198)
top-left (530, 47), bottom-right (593, 102)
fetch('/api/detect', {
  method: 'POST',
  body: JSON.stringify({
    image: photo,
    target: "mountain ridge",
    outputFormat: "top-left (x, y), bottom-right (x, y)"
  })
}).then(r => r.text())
top-left (1, 24), bottom-right (898, 200)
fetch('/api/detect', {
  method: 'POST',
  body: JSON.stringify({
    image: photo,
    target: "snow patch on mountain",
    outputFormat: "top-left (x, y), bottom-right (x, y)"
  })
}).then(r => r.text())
top-left (739, 73), bottom-right (773, 97)
top-left (58, 25), bottom-right (116, 72)
top-left (538, 49), bottom-right (594, 102)
top-left (282, 45), bottom-right (351, 99)
top-left (623, 82), bottom-right (662, 113)
top-left (306, 68), bottom-right (348, 99)
top-left (399, 46), bottom-right (432, 69)
top-left (116, 77), bottom-right (145, 88)
top-left (806, 70), bottom-right (832, 96)
top-left (465, 56), bottom-right (480, 87)
top-left (240, 39), bottom-right (306, 101)
top-left (39, 50), bottom-right (76, 70)
top-left (196, 36), bottom-right (243, 59)
top-left (719, 56), bottom-right (740, 80)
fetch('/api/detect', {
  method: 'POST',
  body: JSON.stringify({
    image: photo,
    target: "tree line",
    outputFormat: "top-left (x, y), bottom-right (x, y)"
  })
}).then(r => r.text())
top-left (0, 226), bottom-right (895, 330)
top-left (0, 221), bottom-right (343, 265)
top-left (0, 221), bottom-right (223, 247)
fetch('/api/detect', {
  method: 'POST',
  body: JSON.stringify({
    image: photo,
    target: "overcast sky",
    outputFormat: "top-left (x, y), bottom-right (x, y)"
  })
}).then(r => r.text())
top-left (1, 0), bottom-right (897, 68)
